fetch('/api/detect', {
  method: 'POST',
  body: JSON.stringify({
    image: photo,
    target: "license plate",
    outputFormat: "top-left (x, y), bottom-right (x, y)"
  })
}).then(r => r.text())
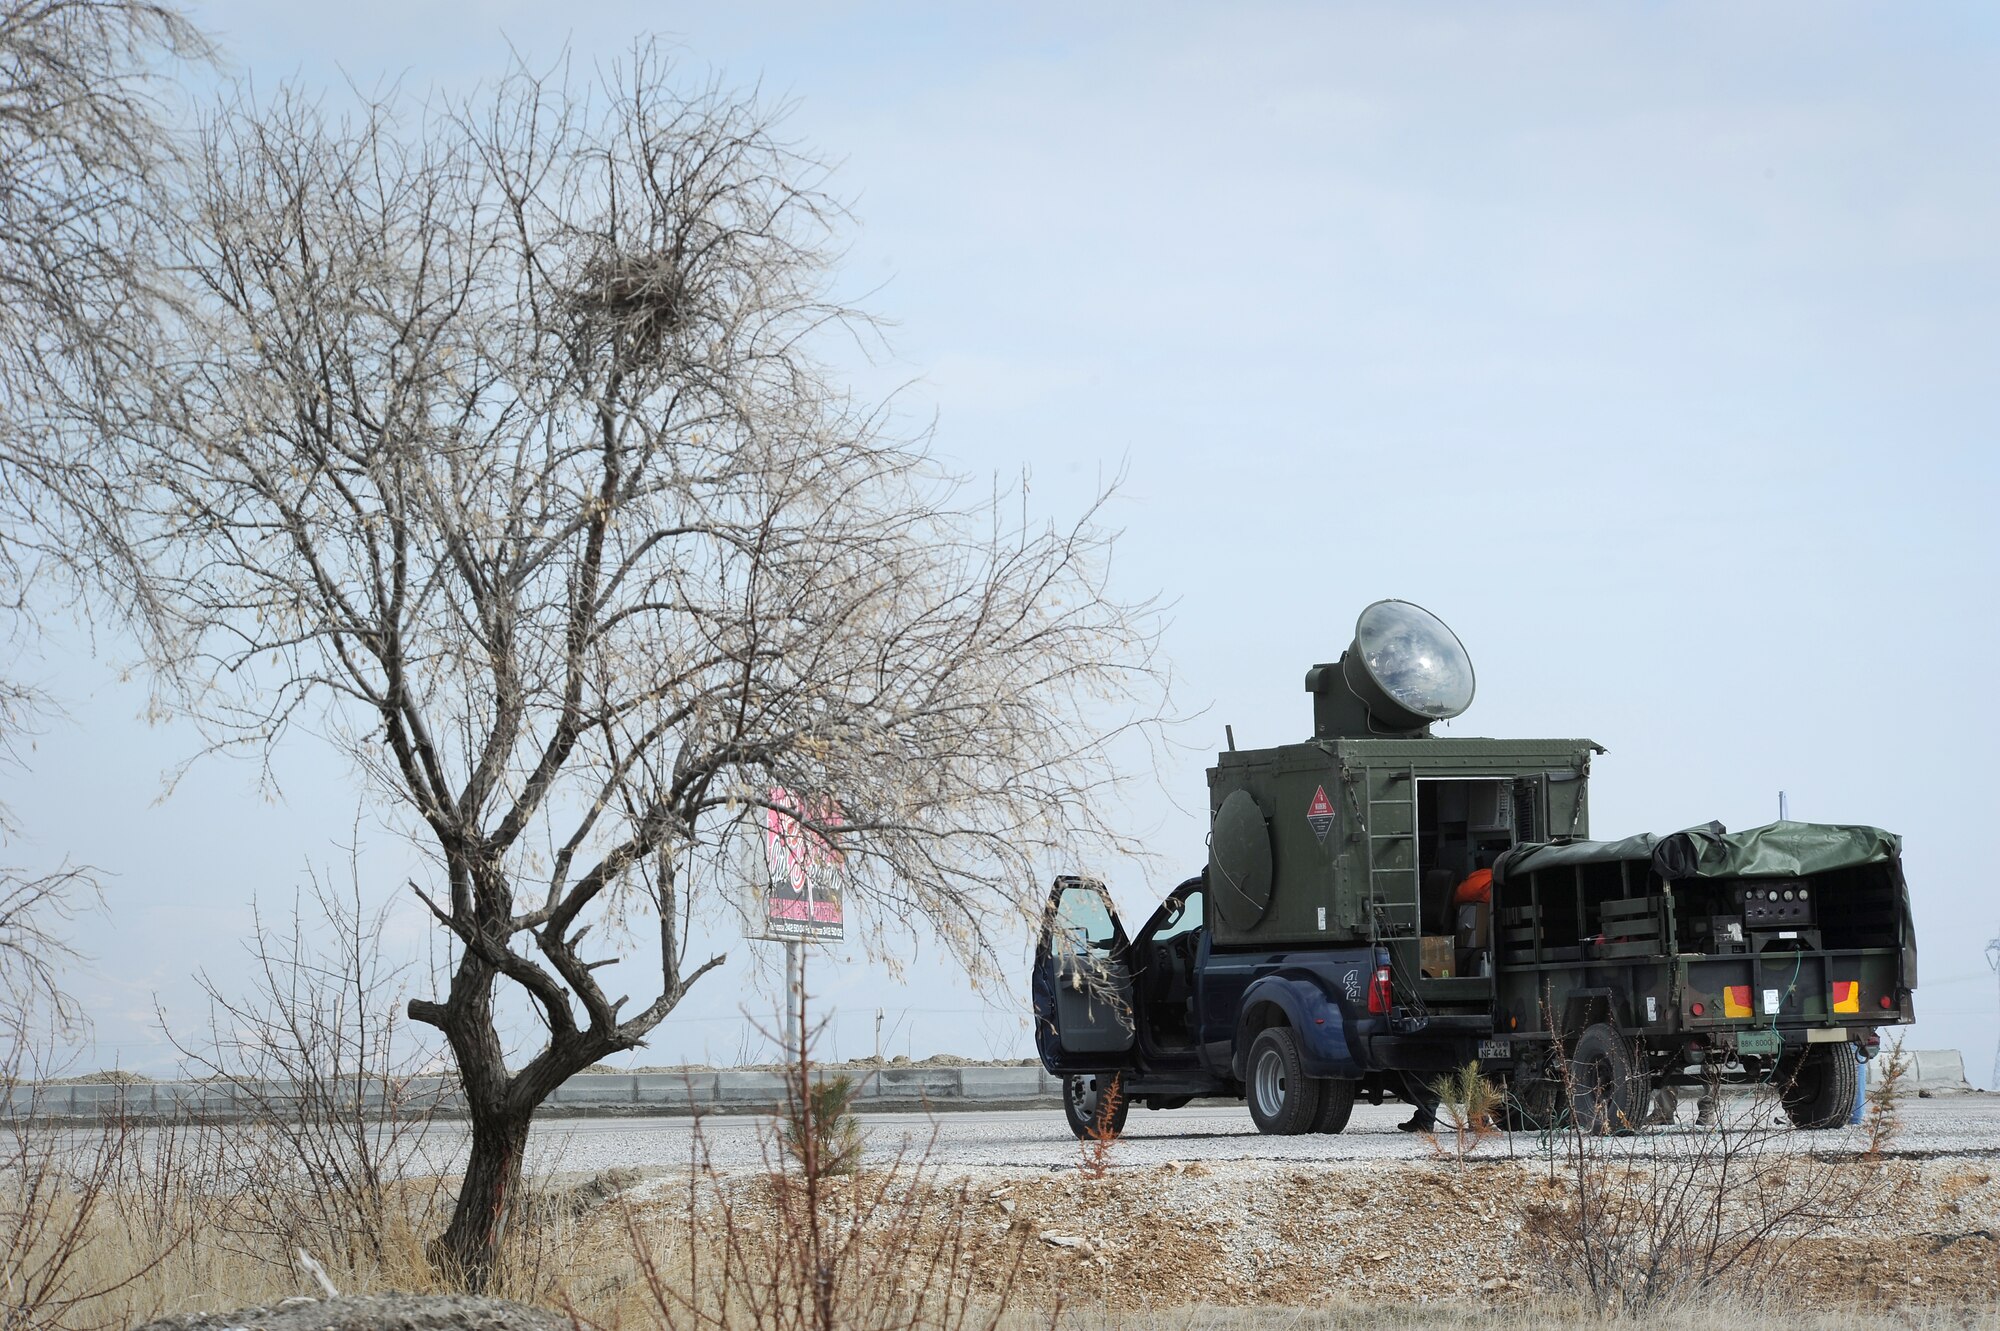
top-left (1736, 1030), bottom-right (1783, 1058)
top-left (1477, 1039), bottom-right (1509, 1059)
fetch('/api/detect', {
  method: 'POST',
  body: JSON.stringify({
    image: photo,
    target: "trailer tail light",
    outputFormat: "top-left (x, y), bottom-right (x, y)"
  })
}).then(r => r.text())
top-left (1723, 985), bottom-right (1753, 1018)
top-left (1690, 1002), bottom-right (1705, 1017)
top-left (1366, 966), bottom-right (1393, 1015)
top-left (1879, 994), bottom-right (1893, 1010)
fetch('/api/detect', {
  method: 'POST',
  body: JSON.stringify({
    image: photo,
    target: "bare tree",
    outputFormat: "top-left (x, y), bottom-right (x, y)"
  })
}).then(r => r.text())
top-left (120, 49), bottom-right (1163, 1286)
top-left (0, 0), bottom-right (206, 668)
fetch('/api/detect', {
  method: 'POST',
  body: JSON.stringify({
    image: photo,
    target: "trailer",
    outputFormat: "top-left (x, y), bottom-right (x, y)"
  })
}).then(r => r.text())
top-left (1488, 820), bottom-right (1918, 1130)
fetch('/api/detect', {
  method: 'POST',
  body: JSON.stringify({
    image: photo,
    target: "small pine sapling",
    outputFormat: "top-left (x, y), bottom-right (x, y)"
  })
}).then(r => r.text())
top-left (1428, 1061), bottom-right (1503, 1165)
top-left (782, 1073), bottom-right (866, 1179)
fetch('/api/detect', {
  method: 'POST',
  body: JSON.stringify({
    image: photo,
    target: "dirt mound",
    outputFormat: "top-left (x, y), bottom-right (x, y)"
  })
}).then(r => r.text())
top-left (936, 1157), bottom-right (2000, 1311)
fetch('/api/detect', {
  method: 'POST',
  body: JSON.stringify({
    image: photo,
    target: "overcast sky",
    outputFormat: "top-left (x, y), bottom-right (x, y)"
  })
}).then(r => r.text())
top-left (12, 2), bottom-right (1998, 1085)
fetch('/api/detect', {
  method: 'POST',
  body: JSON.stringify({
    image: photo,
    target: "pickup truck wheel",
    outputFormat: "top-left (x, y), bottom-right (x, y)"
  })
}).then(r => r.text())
top-left (1246, 1027), bottom-right (1323, 1135)
top-left (1780, 1042), bottom-right (1859, 1130)
top-left (1569, 1023), bottom-right (1648, 1135)
top-left (1062, 1074), bottom-right (1130, 1139)
top-left (1313, 1077), bottom-right (1358, 1134)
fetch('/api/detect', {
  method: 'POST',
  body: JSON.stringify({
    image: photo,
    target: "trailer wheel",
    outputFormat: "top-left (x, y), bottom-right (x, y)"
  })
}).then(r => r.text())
top-left (1312, 1077), bottom-right (1358, 1134)
top-left (1569, 1023), bottom-right (1649, 1135)
top-left (1246, 1027), bottom-right (1323, 1135)
top-left (1780, 1042), bottom-right (1859, 1130)
top-left (1062, 1074), bottom-right (1130, 1139)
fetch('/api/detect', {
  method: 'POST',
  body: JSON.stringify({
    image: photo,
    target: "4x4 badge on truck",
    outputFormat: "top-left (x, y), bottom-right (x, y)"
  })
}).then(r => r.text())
top-left (1307, 785), bottom-right (1335, 843)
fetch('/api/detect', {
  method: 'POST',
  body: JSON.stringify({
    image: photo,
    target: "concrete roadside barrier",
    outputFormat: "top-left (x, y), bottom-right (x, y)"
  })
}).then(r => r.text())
top-left (19, 1049), bottom-right (1970, 1124)
top-left (5, 1063), bottom-right (1064, 1123)
top-left (1908, 1048), bottom-right (1974, 1094)
top-left (532, 1064), bottom-right (1060, 1115)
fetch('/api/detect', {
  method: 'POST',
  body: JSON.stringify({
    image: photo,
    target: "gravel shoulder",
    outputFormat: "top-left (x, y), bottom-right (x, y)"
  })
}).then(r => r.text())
top-left (506, 1095), bottom-right (2000, 1176)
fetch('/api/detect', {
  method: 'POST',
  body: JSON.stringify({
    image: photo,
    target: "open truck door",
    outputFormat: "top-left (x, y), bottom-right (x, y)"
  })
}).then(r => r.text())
top-left (1031, 876), bottom-right (1137, 1074)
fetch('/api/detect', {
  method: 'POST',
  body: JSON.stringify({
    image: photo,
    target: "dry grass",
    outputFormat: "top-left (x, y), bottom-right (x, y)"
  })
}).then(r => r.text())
top-left (4, 1141), bottom-right (1997, 1331)
top-left (1155, 1307), bottom-right (2000, 1331)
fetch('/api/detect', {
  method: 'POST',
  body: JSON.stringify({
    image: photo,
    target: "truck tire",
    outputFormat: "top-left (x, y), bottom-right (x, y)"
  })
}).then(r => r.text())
top-left (1313, 1077), bottom-right (1358, 1134)
top-left (1062, 1074), bottom-right (1130, 1139)
top-left (1780, 1042), bottom-right (1859, 1130)
top-left (1568, 1023), bottom-right (1649, 1135)
top-left (1246, 1027), bottom-right (1323, 1135)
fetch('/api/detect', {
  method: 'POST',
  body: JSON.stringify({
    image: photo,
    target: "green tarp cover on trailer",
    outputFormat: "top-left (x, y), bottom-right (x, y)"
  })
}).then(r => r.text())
top-left (1495, 820), bottom-right (1903, 885)
top-left (1494, 819), bottom-right (1915, 990)
top-left (1650, 820), bottom-right (1901, 881)
top-left (1492, 830), bottom-right (1661, 884)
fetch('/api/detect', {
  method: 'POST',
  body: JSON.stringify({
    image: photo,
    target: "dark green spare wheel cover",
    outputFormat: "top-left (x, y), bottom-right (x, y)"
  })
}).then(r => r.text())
top-left (1211, 788), bottom-right (1273, 932)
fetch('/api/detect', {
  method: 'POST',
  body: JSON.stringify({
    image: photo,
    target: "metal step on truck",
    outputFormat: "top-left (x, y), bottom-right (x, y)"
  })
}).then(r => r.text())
top-left (1031, 600), bottom-right (1918, 1137)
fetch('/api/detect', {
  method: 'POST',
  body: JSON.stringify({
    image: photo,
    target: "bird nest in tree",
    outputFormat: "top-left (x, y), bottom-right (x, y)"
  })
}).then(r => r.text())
top-left (568, 251), bottom-right (691, 347)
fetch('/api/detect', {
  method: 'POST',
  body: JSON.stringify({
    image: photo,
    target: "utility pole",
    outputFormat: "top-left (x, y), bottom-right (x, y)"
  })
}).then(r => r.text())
top-left (1987, 931), bottom-right (1999, 1089)
top-left (785, 939), bottom-right (802, 1064)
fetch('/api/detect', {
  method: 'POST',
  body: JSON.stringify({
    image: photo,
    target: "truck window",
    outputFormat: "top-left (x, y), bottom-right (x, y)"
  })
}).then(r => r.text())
top-left (1055, 884), bottom-right (1118, 952)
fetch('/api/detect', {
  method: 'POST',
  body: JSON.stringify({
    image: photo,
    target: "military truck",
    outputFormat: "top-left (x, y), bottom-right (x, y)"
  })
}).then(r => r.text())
top-left (1031, 599), bottom-right (1918, 1136)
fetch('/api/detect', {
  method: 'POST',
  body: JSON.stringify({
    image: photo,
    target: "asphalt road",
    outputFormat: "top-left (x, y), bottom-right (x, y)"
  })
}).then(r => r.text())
top-left (474, 1094), bottom-right (2000, 1178)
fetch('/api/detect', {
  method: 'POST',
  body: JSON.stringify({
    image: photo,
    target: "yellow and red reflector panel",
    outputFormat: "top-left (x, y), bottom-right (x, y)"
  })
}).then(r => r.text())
top-left (1832, 981), bottom-right (1860, 1014)
top-left (1723, 985), bottom-right (1753, 1018)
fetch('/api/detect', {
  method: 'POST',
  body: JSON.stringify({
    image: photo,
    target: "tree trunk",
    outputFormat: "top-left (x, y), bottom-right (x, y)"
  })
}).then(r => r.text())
top-left (433, 1103), bottom-right (532, 1291)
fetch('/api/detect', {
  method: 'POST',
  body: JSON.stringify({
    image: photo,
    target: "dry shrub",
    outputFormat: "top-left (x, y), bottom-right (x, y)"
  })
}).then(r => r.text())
top-left (1076, 1075), bottom-right (1124, 1181)
top-left (622, 1144), bottom-right (1040, 1331)
top-left (1516, 1064), bottom-right (1900, 1313)
top-left (166, 862), bottom-right (450, 1292)
top-left (0, 1051), bottom-right (186, 1331)
top-left (1863, 1037), bottom-right (1909, 1154)
top-left (0, 861), bottom-right (193, 1331)
top-left (615, 985), bottom-right (1043, 1331)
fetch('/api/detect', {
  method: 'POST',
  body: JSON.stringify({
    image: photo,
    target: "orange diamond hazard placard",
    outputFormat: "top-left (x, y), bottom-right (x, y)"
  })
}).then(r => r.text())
top-left (1307, 785), bottom-right (1335, 843)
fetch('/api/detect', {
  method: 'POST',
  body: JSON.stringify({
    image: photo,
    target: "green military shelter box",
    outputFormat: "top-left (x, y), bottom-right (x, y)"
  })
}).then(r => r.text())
top-left (1206, 735), bottom-right (1599, 949)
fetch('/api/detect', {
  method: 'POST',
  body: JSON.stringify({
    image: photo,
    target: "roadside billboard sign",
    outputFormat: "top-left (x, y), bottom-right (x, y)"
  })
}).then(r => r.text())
top-left (762, 786), bottom-right (845, 942)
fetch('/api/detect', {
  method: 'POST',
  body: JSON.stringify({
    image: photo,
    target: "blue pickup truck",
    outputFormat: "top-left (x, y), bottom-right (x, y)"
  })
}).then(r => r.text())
top-left (1033, 871), bottom-right (1401, 1136)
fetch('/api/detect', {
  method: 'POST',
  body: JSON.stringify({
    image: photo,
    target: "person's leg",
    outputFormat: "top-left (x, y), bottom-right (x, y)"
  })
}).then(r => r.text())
top-left (1397, 1073), bottom-right (1439, 1131)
